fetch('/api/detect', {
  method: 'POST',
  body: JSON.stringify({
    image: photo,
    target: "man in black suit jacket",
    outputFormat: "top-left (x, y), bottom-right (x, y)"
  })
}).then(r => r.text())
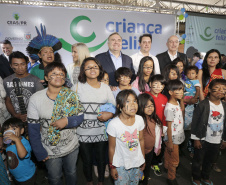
top-left (95, 32), bottom-right (135, 86)
top-left (0, 40), bottom-right (14, 79)
top-left (156, 35), bottom-right (188, 73)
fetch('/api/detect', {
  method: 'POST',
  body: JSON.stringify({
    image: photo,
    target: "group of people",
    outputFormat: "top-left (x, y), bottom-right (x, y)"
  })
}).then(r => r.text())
top-left (0, 23), bottom-right (226, 185)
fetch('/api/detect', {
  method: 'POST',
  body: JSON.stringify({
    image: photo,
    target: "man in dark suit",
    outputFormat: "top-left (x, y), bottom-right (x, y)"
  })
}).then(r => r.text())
top-left (156, 35), bottom-right (188, 73)
top-left (0, 40), bottom-right (14, 79)
top-left (95, 32), bottom-right (135, 86)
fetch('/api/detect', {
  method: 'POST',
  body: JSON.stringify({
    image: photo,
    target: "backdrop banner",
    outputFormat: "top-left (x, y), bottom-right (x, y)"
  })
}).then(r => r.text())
top-left (185, 15), bottom-right (226, 55)
top-left (0, 4), bottom-right (175, 65)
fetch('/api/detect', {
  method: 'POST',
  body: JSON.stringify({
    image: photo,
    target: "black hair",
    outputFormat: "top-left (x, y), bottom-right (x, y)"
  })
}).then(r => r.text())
top-left (163, 64), bottom-right (180, 82)
top-left (137, 94), bottom-right (162, 136)
top-left (44, 62), bottom-right (67, 77)
top-left (172, 57), bottom-right (185, 69)
top-left (103, 70), bottom-right (108, 75)
top-left (209, 79), bottom-right (226, 90)
top-left (166, 79), bottom-right (184, 92)
top-left (148, 74), bottom-right (166, 86)
top-left (139, 34), bottom-right (152, 43)
top-left (193, 52), bottom-right (201, 59)
top-left (0, 39), bottom-right (12, 46)
top-left (1, 118), bottom-right (24, 133)
top-left (115, 89), bottom-right (138, 117)
top-left (78, 57), bottom-right (104, 83)
top-left (185, 66), bottom-right (199, 76)
top-left (115, 67), bottom-right (133, 81)
top-left (202, 49), bottom-right (222, 90)
top-left (137, 56), bottom-right (155, 92)
top-left (9, 51), bottom-right (29, 65)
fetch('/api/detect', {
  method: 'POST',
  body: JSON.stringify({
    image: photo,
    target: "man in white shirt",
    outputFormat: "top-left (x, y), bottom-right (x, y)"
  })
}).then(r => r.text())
top-left (131, 34), bottom-right (160, 75)
top-left (0, 40), bottom-right (14, 79)
top-left (156, 35), bottom-right (188, 73)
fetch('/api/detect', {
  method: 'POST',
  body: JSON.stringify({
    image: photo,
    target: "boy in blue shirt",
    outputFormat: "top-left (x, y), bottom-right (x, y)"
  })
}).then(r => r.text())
top-left (2, 118), bottom-right (36, 185)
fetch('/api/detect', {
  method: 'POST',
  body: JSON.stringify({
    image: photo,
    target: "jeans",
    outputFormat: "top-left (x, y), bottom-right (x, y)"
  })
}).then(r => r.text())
top-left (45, 147), bottom-right (79, 185)
top-left (192, 141), bottom-right (220, 181)
top-left (115, 166), bottom-right (140, 185)
top-left (79, 141), bottom-right (107, 182)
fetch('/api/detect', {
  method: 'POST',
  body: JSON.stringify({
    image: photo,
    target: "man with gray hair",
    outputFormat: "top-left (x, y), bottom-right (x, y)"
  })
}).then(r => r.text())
top-left (96, 32), bottom-right (135, 86)
top-left (156, 35), bottom-right (188, 73)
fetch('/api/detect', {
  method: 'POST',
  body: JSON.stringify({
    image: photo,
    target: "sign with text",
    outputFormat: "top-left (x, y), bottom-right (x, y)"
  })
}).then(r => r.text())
top-left (0, 5), bottom-right (175, 65)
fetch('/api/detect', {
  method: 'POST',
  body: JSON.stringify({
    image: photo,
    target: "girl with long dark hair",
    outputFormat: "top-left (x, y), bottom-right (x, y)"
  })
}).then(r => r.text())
top-left (132, 56), bottom-right (155, 93)
top-left (137, 93), bottom-right (162, 185)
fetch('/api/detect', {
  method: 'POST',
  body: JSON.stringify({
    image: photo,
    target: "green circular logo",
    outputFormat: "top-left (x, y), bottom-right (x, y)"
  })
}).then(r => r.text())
top-left (59, 15), bottom-right (107, 52)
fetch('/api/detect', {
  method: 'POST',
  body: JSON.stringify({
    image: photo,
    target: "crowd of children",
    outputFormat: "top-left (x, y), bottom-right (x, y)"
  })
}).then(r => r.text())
top-left (1, 30), bottom-right (226, 185)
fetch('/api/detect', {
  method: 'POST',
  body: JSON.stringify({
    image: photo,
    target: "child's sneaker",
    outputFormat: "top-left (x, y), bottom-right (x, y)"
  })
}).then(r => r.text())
top-left (151, 165), bottom-right (162, 176)
top-left (212, 164), bottom-right (221, 173)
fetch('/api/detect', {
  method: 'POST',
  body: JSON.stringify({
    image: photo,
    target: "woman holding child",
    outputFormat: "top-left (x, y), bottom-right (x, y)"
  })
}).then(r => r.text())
top-left (198, 49), bottom-right (226, 101)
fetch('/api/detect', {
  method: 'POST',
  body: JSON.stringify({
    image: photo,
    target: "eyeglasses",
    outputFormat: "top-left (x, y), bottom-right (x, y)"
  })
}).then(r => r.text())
top-left (50, 73), bottom-right (65, 77)
top-left (84, 67), bottom-right (99, 71)
top-left (143, 66), bottom-right (153, 70)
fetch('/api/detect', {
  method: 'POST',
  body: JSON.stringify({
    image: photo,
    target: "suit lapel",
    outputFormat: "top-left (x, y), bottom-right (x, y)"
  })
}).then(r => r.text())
top-left (1, 55), bottom-right (11, 67)
top-left (165, 51), bottom-right (172, 62)
top-left (121, 53), bottom-right (126, 67)
top-left (106, 51), bottom-right (116, 71)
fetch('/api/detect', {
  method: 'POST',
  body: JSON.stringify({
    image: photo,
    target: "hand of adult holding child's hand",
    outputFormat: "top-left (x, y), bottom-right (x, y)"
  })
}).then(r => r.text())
top-left (194, 140), bottom-right (202, 149)
top-left (111, 168), bottom-right (118, 180)
top-left (51, 117), bottom-right (68, 130)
